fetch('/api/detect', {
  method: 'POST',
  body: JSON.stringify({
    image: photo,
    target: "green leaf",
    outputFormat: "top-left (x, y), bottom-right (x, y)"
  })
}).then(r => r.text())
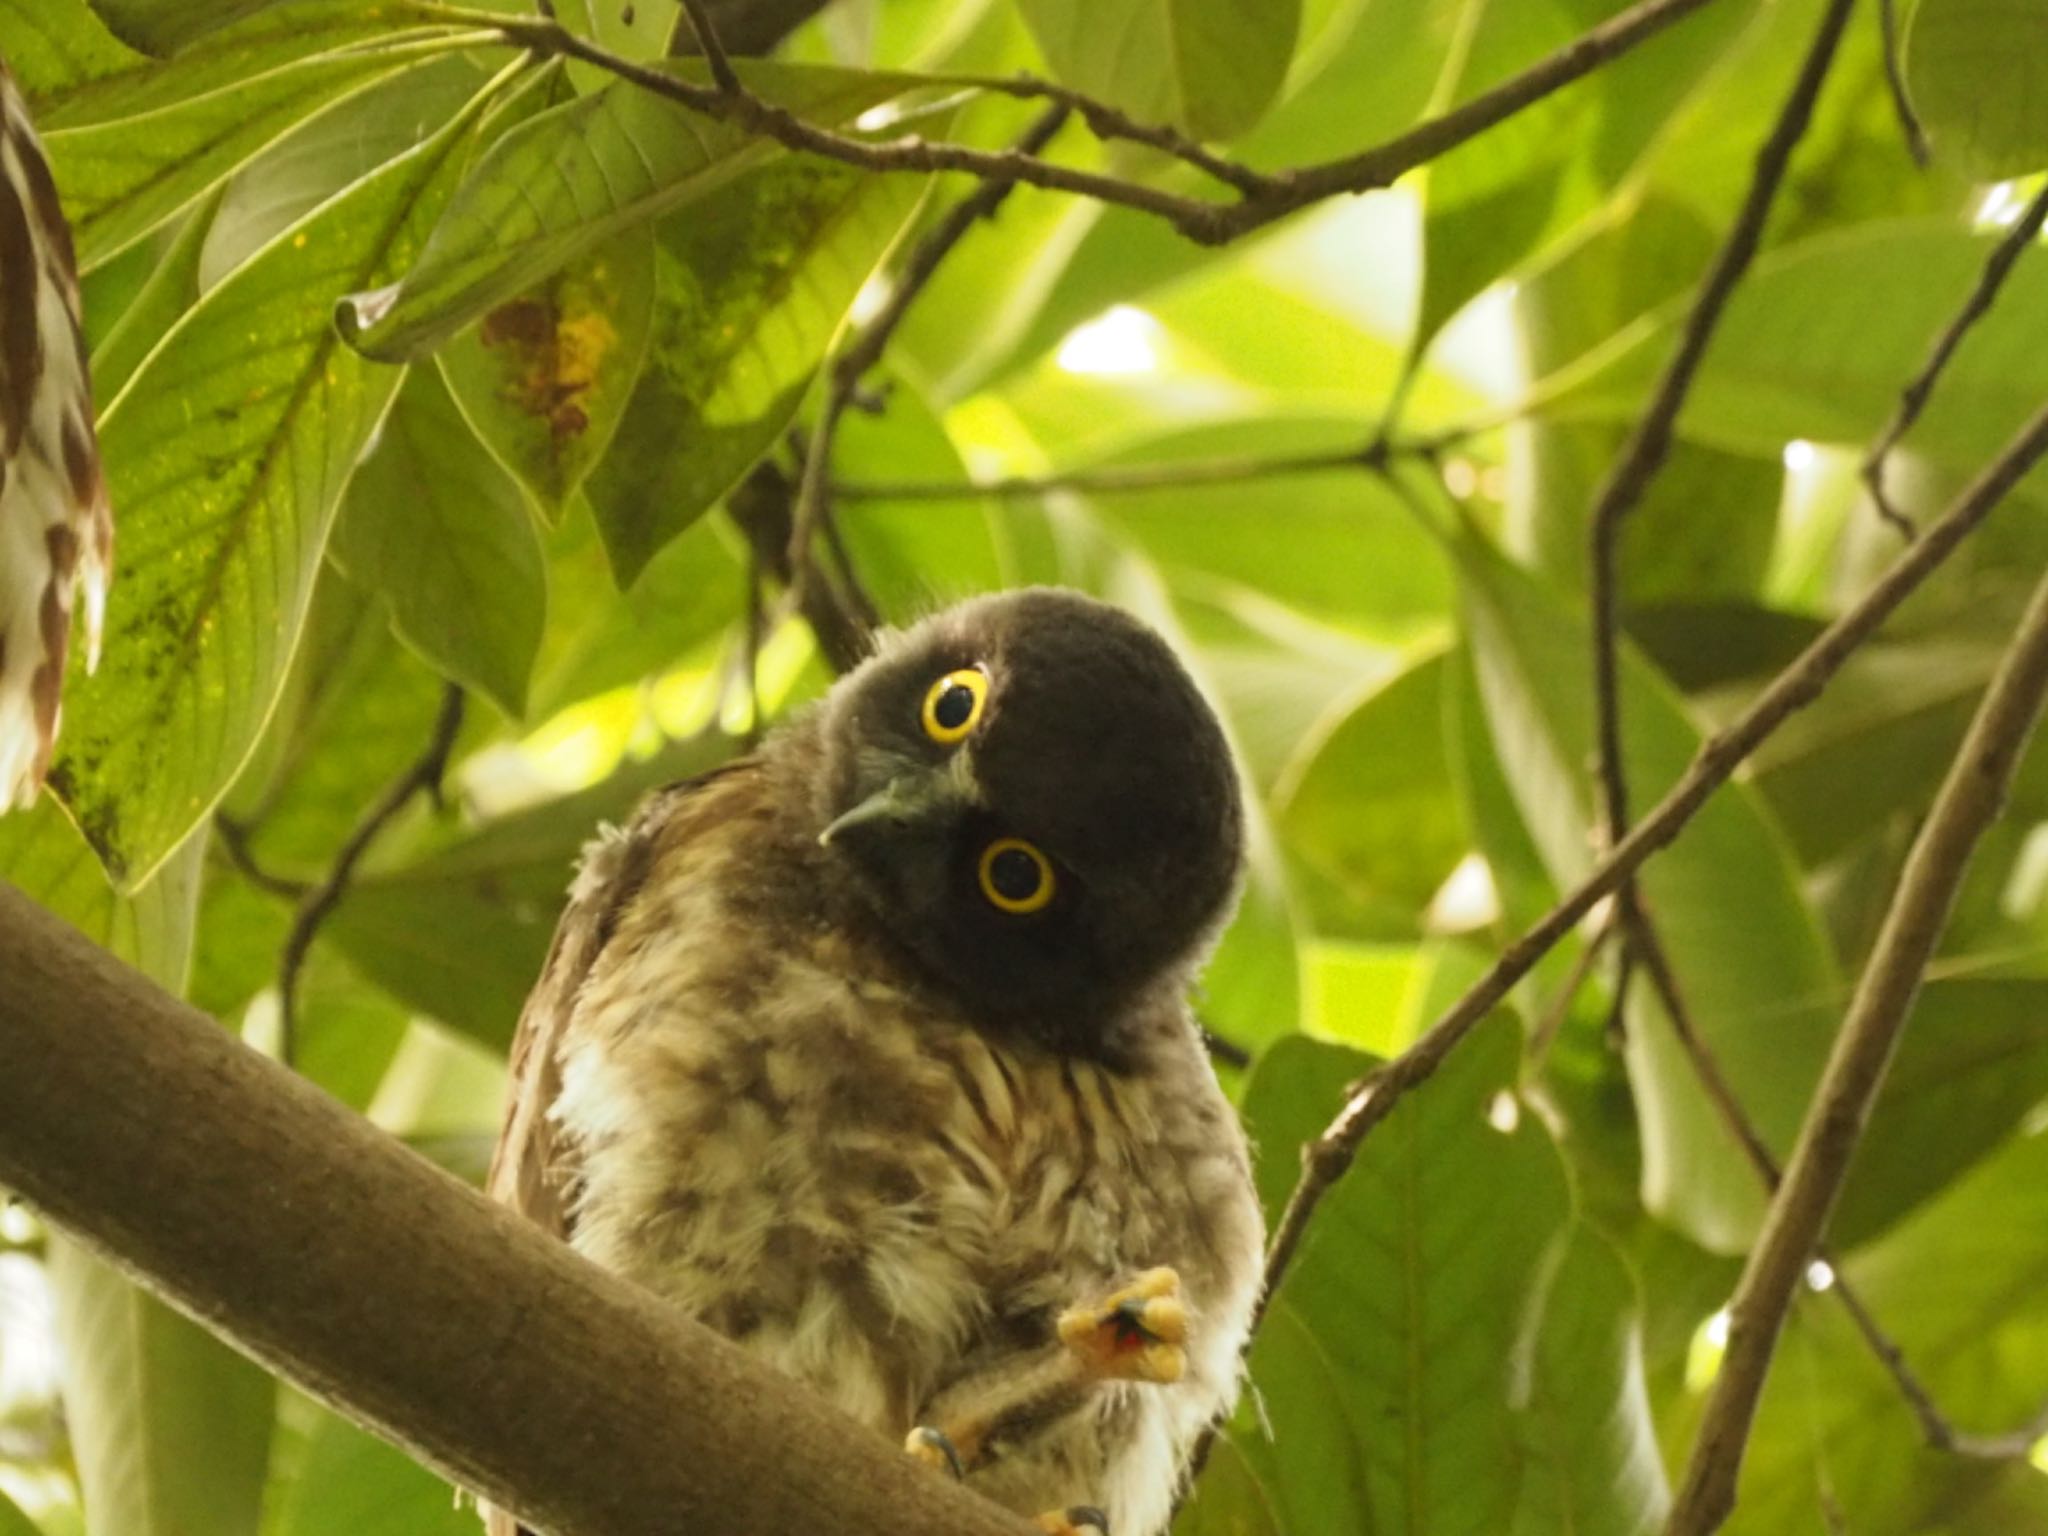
top-left (438, 228), bottom-right (658, 520)
top-left (262, 1404), bottom-right (474, 1536)
top-left (0, 1489), bottom-right (39, 1536)
top-left (1014, 0), bottom-right (1300, 140)
top-left (325, 733), bottom-right (737, 1049)
top-left (0, 800), bottom-right (202, 988)
top-left (43, 19), bottom-right (473, 269)
top-left (86, 0), bottom-right (280, 54)
top-left (1452, 531), bottom-right (1840, 1251)
top-left (88, 194), bottom-right (217, 403)
top-left (584, 148), bottom-right (934, 582)
top-left (0, 0), bottom-right (141, 106)
top-left (45, 1241), bottom-right (273, 1536)
top-left (331, 365), bottom-right (547, 717)
top-left (50, 70), bottom-right (502, 889)
top-left (1831, 978), bottom-right (2048, 1250)
top-left (1906, 0), bottom-right (2048, 177)
top-left (1274, 649), bottom-right (1469, 930)
top-left (1543, 221), bottom-right (2048, 477)
top-left (1232, 1020), bottom-right (1573, 1534)
top-left (1511, 1228), bottom-right (1669, 1536)
top-left (340, 61), bottom-right (913, 362)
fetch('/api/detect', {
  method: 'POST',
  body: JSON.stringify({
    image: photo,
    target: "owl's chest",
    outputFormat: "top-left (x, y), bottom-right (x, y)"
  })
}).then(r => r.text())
top-left (551, 913), bottom-right (1158, 1426)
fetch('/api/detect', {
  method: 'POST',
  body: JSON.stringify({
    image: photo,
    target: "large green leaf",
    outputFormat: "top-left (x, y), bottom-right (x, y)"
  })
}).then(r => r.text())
top-left (0, 0), bottom-right (140, 106)
top-left (43, 16), bottom-right (476, 269)
top-left (1014, 0), bottom-right (1300, 140)
top-left (1511, 1228), bottom-right (1669, 1536)
top-left (0, 802), bottom-right (201, 987)
top-left (262, 1401), bottom-right (474, 1536)
top-left (45, 1244), bottom-right (273, 1536)
top-left (1906, 0), bottom-right (2048, 177)
top-left (1452, 532), bottom-right (1840, 1251)
top-left (340, 62), bottom-right (914, 362)
top-left (86, 0), bottom-right (281, 54)
top-left (437, 227), bottom-right (656, 521)
top-left (49, 71), bottom-right (503, 889)
top-left (584, 148), bottom-right (934, 582)
top-left (87, 195), bottom-right (216, 402)
top-left (0, 1489), bottom-right (38, 1536)
top-left (1228, 1021), bottom-right (1574, 1534)
top-left (330, 365), bottom-right (546, 718)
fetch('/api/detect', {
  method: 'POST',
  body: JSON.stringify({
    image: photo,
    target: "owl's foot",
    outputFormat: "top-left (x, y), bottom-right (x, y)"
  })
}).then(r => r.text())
top-left (1035, 1507), bottom-right (1110, 1535)
top-left (1057, 1267), bottom-right (1186, 1384)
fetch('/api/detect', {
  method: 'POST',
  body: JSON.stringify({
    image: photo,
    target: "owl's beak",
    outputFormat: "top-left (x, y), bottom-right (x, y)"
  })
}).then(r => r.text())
top-left (818, 766), bottom-right (971, 848)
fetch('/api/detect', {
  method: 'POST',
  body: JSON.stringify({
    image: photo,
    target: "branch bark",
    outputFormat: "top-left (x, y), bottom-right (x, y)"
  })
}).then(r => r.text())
top-left (0, 884), bottom-right (1034, 1536)
top-left (1664, 560), bottom-right (2048, 1536)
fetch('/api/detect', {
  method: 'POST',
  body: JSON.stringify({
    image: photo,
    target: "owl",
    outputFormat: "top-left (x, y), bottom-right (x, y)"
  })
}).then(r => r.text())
top-left (0, 55), bottom-right (112, 810)
top-left (487, 588), bottom-right (1263, 1536)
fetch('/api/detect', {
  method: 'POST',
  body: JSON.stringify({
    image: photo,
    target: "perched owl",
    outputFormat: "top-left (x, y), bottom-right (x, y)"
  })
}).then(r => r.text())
top-left (0, 56), bottom-right (112, 810)
top-left (488, 588), bottom-right (1263, 1536)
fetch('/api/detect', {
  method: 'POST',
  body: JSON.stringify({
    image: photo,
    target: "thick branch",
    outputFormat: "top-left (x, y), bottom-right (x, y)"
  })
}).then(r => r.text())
top-left (0, 885), bottom-right (1033, 1536)
top-left (1588, 0), bottom-right (1853, 843)
top-left (1665, 560), bottom-right (2048, 1536)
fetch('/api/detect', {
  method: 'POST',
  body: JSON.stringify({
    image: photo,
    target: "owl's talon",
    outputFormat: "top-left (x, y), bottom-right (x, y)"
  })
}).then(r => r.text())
top-left (1057, 1267), bottom-right (1187, 1384)
top-left (904, 1425), bottom-right (965, 1479)
top-left (1035, 1506), bottom-right (1110, 1535)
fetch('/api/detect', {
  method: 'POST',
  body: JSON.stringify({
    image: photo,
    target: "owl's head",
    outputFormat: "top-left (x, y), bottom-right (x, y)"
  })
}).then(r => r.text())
top-left (806, 587), bottom-right (1244, 1057)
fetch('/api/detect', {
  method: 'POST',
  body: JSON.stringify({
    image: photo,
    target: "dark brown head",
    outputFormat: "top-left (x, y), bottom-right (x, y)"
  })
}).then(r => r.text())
top-left (802, 588), bottom-right (1244, 1058)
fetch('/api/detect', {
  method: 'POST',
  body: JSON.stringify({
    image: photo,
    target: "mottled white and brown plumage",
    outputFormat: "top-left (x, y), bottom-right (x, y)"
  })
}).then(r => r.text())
top-left (488, 589), bottom-right (1263, 1535)
top-left (0, 56), bottom-right (110, 810)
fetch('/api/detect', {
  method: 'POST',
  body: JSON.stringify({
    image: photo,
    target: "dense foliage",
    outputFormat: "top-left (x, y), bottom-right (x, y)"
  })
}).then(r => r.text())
top-left (2, 0), bottom-right (2048, 1533)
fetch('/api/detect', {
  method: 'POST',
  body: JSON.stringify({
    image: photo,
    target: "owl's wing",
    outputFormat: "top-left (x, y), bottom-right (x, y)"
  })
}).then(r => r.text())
top-left (485, 766), bottom-right (745, 1239)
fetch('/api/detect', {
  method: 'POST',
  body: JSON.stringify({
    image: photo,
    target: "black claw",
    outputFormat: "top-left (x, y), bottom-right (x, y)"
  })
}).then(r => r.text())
top-left (911, 1426), bottom-right (965, 1479)
top-left (1067, 1507), bottom-right (1110, 1533)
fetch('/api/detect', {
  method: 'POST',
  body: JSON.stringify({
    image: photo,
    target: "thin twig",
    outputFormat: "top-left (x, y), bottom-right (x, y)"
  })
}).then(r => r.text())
top-left (971, 75), bottom-right (1266, 195)
top-left (1181, 395), bottom-right (2048, 1490)
top-left (404, 0), bottom-right (1723, 245)
top-left (1862, 179), bottom-right (2048, 539)
top-left (672, 0), bottom-right (739, 94)
top-left (1665, 561), bottom-right (2048, 1536)
top-left (833, 436), bottom-right (1459, 502)
top-left (213, 814), bottom-right (312, 902)
top-left (275, 686), bottom-right (466, 1066)
top-left (1878, 0), bottom-right (1931, 167)
top-left (788, 104), bottom-right (1070, 595)
top-left (1588, 0), bottom-right (1854, 844)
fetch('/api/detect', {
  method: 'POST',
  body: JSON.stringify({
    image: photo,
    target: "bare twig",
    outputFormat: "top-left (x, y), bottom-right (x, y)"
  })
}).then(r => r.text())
top-left (1878, 0), bottom-right (1931, 167)
top-left (1665, 560), bottom-right (2048, 1536)
top-left (727, 460), bottom-right (874, 673)
top-left (213, 814), bottom-right (312, 902)
top-left (1588, 0), bottom-right (1854, 843)
top-left (1862, 179), bottom-right (2048, 539)
top-left (1198, 394), bottom-right (2048, 1489)
top-left (672, 0), bottom-right (740, 94)
top-left (833, 435), bottom-right (1460, 503)
top-left (787, 104), bottom-right (1072, 588)
top-left (1526, 909), bottom-right (1618, 1066)
top-left (405, 0), bottom-right (1723, 245)
top-left (275, 685), bottom-right (466, 1065)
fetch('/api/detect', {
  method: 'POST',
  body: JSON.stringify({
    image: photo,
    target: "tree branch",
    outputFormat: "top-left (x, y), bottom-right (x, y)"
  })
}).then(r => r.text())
top-left (0, 884), bottom-right (1036, 1536)
top-left (1626, 903), bottom-right (2047, 1460)
top-left (1214, 391), bottom-right (2048, 1479)
top-left (1861, 178), bottom-right (2048, 539)
top-left (275, 684), bottom-right (466, 1066)
top-left (1877, 0), bottom-right (1931, 167)
top-left (1588, 0), bottom-right (1853, 845)
top-left (1664, 558), bottom-right (2048, 1536)
top-left (409, 0), bottom-right (1723, 245)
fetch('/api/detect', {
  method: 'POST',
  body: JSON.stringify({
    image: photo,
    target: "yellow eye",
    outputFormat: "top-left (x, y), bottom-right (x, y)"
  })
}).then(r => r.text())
top-left (978, 838), bottom-right (1056, 914)
top-left (921, 667), bottom-right (988, 744)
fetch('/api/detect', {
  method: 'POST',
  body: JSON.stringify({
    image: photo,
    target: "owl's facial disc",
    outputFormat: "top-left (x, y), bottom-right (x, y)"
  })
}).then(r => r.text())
top-left (810, 587), bottom-right (1245, 1057)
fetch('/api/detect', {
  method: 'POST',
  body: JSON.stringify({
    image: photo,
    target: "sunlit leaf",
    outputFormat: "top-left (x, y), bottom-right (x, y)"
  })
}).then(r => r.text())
top-left (50, 70), bottom-right (504, 888)
top-left (340, 61), bottom-right (913, 362)
top-left (1014, 0), bottom-right (1300, 140)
